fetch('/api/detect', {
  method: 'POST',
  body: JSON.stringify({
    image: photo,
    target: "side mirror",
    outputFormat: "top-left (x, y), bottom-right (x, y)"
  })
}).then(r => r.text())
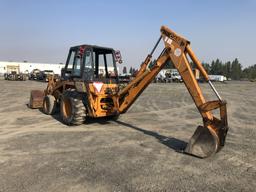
top-left (115, 50), bottom-right (123, 64)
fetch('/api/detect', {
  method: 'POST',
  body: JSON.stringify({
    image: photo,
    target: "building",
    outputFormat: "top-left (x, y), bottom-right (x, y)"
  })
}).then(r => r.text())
top-left (0, 61), bottom-right (119, 76)
top-left (0, 61), bottom-right (64, 76)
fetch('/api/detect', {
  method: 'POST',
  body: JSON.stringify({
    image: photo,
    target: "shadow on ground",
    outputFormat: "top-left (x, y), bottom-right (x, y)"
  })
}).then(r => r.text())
top-left (31, 103), bottom-right (187, 154)
top-left (114, 120), bottom-right (187, 152)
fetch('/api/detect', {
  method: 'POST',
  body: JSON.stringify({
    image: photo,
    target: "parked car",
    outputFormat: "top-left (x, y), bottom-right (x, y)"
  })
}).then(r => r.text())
top-left (5, 71), bottom-right (27, 81)
top-left (165, 71), bottom-right (183, 83)
top-left (29, 69), bottom-right (41, 80)
top-left (38, 70), bottom-right (55, 81)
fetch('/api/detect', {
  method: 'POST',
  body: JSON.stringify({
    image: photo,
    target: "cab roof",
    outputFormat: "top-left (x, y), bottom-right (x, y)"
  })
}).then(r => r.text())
top-left (70, 44), bottom-right (114, 51)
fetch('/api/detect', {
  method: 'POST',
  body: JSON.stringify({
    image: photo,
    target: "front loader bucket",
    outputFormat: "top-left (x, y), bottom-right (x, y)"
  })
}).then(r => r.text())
top-left (29, 90), bottom-right (44, 109)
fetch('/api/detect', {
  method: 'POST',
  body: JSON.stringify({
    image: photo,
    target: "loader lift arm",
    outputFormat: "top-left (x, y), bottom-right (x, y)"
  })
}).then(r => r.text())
top-left (118, 26), bottom-right (228, 158)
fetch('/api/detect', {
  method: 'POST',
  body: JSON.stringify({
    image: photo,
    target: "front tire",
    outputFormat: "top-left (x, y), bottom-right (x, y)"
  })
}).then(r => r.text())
top-left (60, 90), bottom-right (86, 125)
top-left (43, 95), bottom-right (57, 115)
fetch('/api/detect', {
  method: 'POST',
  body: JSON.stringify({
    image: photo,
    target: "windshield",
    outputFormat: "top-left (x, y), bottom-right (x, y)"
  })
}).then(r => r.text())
top-left (92, 48), bottom-right (118, 83)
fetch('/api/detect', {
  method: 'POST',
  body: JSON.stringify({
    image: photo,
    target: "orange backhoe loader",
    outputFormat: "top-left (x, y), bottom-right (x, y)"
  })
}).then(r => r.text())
top-left (29, 26), bottom-right (229, 158)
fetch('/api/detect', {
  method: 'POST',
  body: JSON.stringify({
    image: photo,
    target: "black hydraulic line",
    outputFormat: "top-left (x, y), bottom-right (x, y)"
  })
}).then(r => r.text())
top-left (149, 36), bottom-right (162, 56)
top-left (157, 48), bottom-right (166, 60)
top-left (148, 48), bottom-right (167, 70)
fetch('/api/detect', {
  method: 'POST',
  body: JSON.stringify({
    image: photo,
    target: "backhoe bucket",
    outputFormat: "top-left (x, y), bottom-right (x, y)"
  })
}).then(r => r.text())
top-left (184, 125), bottom-right (219, 158)
top-left (184, 122), bottom-right (228, 158)
top-left (29, 90), bottom-right (44, 109)
top-left (184, 99), bottom-right (229, 158)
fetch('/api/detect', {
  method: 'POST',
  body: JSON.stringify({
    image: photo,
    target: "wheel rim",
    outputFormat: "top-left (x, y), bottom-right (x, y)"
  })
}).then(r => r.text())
top-left (43, 98), bottom-right (49, 113)
top-left (62, 98), bottom-right (72, 118)
top-left (43, 98), bottom-right (48, 112)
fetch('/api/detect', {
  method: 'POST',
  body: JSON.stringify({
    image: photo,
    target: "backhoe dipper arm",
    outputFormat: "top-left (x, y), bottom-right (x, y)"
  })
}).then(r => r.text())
top-left (118, 26), bottom-right (228, 158)
top-left (118, 47), bottom-right (169, 113)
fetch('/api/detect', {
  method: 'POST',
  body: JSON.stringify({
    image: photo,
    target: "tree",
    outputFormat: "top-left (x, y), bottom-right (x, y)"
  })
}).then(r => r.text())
top-left (210, 59), bottom-right (223, 75)
top-left (224, 61), bottom-right (232, 79)
top-left (132, 68), bottom-right (137, 76)
top-left (123, 66), bottom-right (127, 74)
top-left (163, 59), bottom-right (174, 69)
top-left (242, 64), bottom-right (256, 79)
top-left (202, 62), bottom-right (211, 73)
top-left (133, 69), bottom-right (139, 76)
top-left (129, 67), bottom-right (133, 74)
top-left (231, 58), bottom-right (242, 80)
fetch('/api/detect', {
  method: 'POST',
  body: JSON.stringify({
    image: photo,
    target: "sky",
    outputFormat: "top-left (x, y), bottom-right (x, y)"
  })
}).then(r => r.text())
top-left (0, 0), bottom-right (255, 69)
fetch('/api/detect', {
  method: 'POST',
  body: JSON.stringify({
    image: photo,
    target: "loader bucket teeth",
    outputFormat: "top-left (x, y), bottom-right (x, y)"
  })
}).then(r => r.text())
top-left (184, 126), bottom-right (219, 158)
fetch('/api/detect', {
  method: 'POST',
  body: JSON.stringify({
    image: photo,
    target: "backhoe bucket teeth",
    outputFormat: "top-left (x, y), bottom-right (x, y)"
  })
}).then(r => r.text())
top-left (185, 126), bottom-right (220, 158)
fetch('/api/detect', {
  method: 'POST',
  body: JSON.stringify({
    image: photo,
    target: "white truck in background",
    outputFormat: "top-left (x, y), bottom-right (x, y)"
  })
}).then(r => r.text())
top-left (208, 75), bottom-right (227, 82)
top-left (4, 65), bottom-right (27, 81)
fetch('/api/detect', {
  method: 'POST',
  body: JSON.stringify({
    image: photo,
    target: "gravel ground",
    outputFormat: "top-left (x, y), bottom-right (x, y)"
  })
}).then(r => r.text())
top-left (0, 80), bottom-right (255, 192)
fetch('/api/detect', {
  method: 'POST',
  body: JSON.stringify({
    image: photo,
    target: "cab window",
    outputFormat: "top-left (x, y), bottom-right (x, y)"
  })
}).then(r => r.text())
top-left (73, 55), bottom-right (81, 76)
top-left (66, 50), bottom-right (75, 69)
top-left (83, 50), bottom-right (93, 81)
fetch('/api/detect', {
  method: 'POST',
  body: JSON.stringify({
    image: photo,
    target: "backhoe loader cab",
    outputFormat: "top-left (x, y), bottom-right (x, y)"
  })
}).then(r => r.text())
top-left (31, 45), bottom-right (122, 125)
top-left (62, 45), bottom-right (119, 83)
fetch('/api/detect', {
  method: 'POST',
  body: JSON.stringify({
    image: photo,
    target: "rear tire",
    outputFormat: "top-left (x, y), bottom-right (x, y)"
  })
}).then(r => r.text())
top-left (60, 90), bottom-right (86, 125)
top-left (43, 95), bottom-right (57, 115)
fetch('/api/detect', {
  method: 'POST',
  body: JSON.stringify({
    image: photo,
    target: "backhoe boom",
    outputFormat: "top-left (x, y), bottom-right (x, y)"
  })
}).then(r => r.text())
top-left (118, 26), bottom-right (229, 158)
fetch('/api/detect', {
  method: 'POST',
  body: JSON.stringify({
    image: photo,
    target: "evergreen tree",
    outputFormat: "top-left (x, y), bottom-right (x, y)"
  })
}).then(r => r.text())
top-left (210, 60), bottom-right (216, 74)
top-left (225, 61), bottom-right (232, 79)
top-left (202, 62), bottom-right (211, 73)
top-left (132, 68), bottom-right (136, 76)
top-left (129, 67), bottom-right (133, 74)
top-left (231, 58), bottom-right (242, 80)
top-left (242, 64), bottom-right (256, 79)
top-left (123, 66), bottom-right (127, 74)
top-left (210, 59), bottom-right (223, 75)
top-left (163, 59), bottom-right (174, 69)
top-left (143, 56), bottom-right (256, 80)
